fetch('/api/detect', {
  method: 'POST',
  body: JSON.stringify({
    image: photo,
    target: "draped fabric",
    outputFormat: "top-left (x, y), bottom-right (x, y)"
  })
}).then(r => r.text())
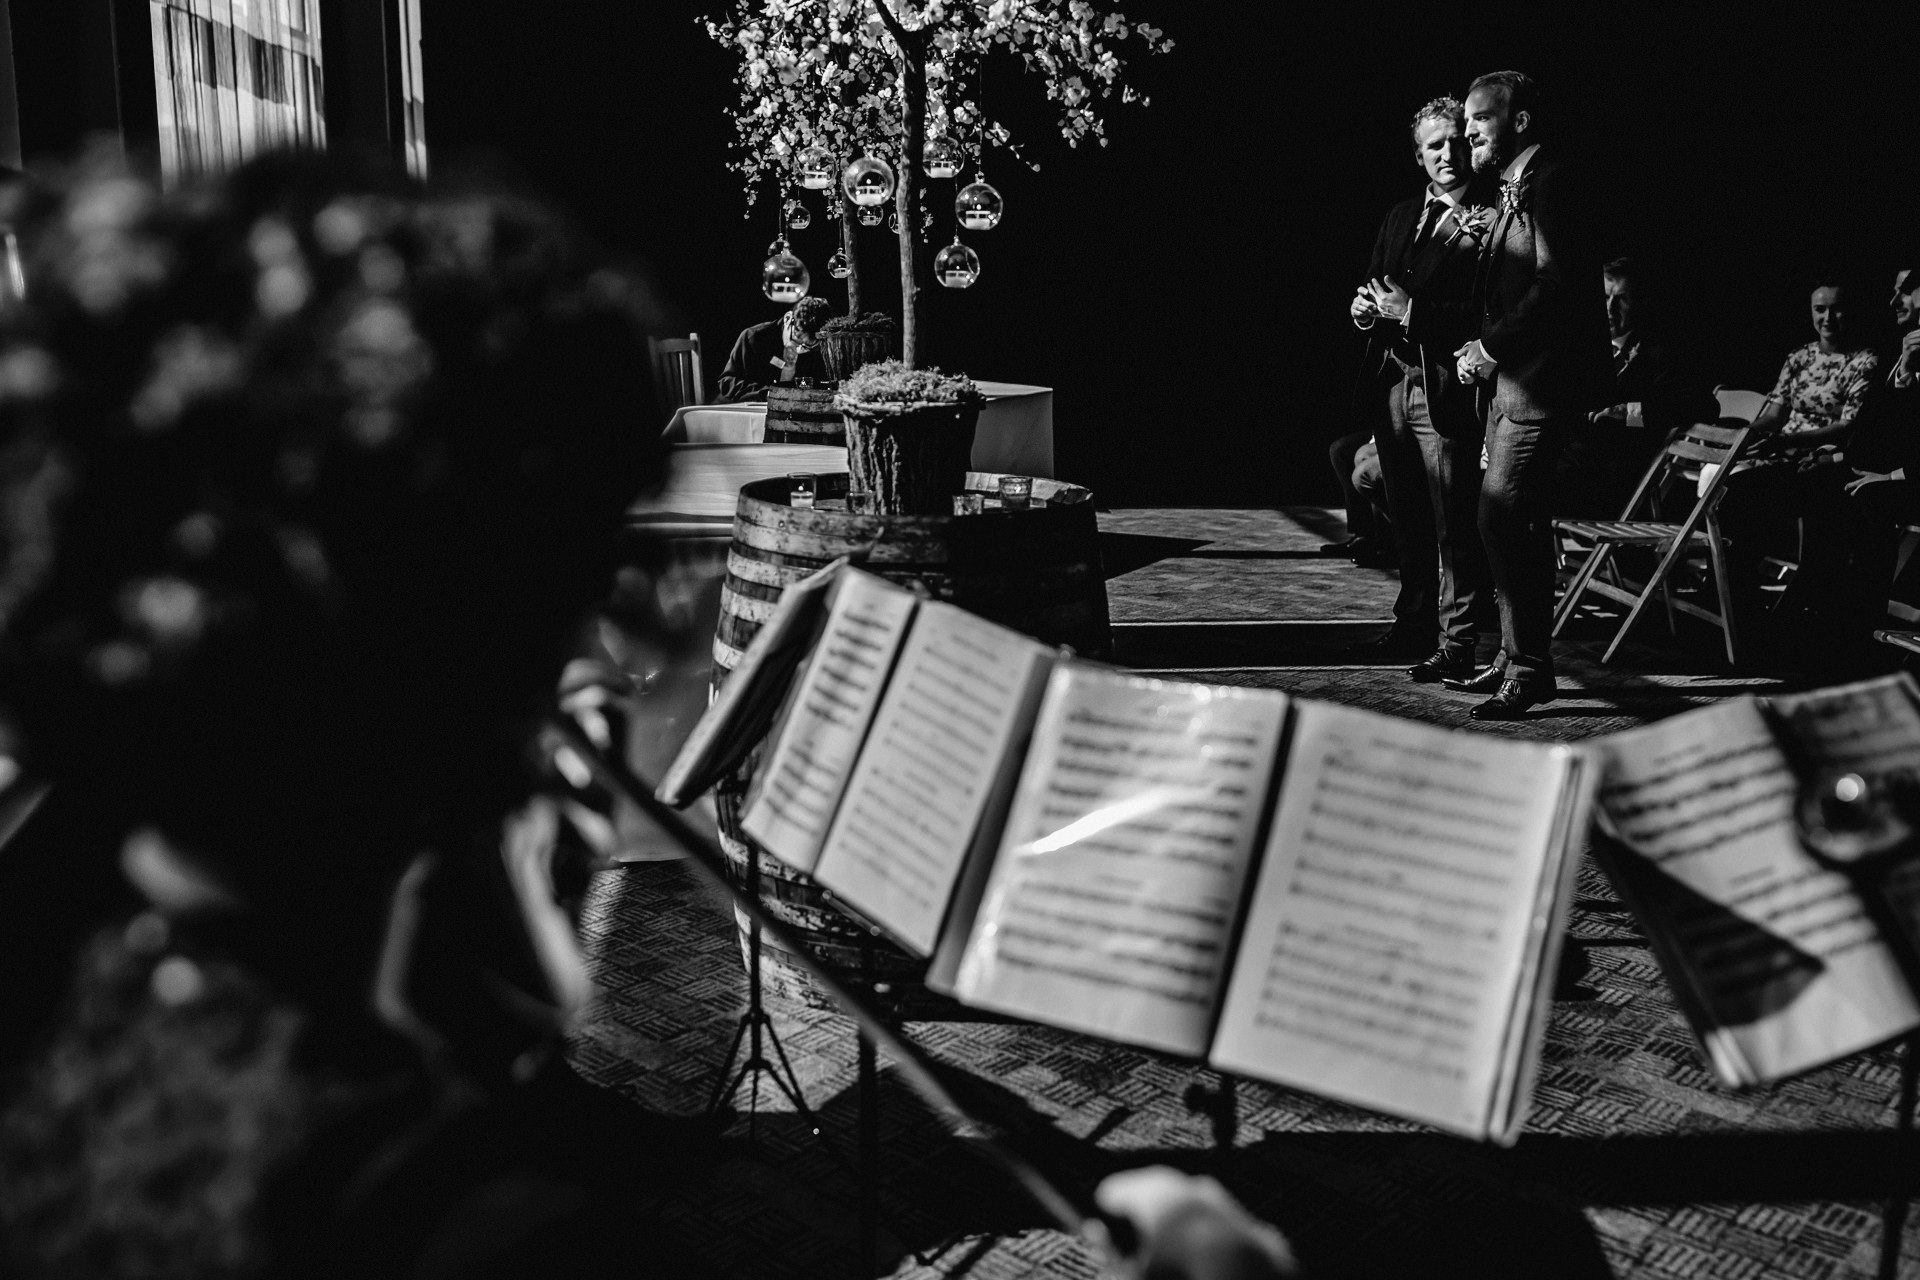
top-left (148, 0), bottom-right (327, 188)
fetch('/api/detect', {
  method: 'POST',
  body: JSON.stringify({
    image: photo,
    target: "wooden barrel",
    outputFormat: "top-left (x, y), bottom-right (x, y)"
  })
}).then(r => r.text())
top-left (764, 383), bottom-right (845, 445)
top-left (713, 470), bottom-right (1110, 1018)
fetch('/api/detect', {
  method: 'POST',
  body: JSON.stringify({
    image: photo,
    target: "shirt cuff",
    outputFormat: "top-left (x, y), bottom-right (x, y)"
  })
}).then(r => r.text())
top-left (1396, 300), bottom-right (1414, 328)
top-left (1624, 401), bottom-right (1644, 428)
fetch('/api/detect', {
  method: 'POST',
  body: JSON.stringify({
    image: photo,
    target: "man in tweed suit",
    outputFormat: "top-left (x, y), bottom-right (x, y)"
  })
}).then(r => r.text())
top-left (1440, 70), bottom-right (1612, 720)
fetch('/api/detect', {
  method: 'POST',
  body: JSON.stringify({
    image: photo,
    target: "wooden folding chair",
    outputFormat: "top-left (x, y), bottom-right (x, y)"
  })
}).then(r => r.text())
top-left (648, 334), bottom-right (705, 419)
top-left (1552, 421), bottom-right (1754, 664)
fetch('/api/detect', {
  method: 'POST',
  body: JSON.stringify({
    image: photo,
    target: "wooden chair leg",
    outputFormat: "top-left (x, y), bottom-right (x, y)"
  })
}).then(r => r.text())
top-left (1553, 544), bottom-right (1612, 635)
top-left (1603, 533), bottom-right (1699, 664)
top-left (1707, 517), bottom-right (1739, 665)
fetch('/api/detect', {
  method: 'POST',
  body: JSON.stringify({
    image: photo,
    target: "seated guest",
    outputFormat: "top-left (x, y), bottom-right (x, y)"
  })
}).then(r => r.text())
top-left (1554, 258), bottom-right (1717, 516)
top-left (1717, 275), bottom-right (1881, 651)
top-left (1322, 430), bottom-right (1395, 566)
top-left (1820, 257), bottom-right (1920, 645)
top-left (715, 295), bottom-right (831, 402)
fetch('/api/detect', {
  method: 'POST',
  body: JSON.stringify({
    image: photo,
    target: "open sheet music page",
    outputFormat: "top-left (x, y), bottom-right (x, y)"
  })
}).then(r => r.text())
top-left (740, 571), bottom-right (918, 873)
top-left (1767, 674), bottom-right (1920, 944)
top-left (952, 670), bottom-right (1288, 1056)
top-left (812, 603), bottom-right (1056, 954)
top-left (1210, 703), bottom-right (1580, 1141)
top-left (1595, 697), bottom-right (1920, 1084)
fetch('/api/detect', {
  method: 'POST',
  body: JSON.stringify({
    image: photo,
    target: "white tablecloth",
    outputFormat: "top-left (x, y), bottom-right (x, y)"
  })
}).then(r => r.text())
top-left (661, 381), bottom-right (1053, 474)
top-left (642, 381), bottom-right (1054, 525)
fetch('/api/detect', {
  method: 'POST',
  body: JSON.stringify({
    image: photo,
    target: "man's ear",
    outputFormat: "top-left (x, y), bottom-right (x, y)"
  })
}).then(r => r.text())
top-left (1513, 110), bottom-right (1532, 137)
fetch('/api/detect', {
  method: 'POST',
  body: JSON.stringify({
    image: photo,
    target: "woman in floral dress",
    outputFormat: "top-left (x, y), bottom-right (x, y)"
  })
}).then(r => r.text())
top-left (1716, 279), bottom-right (1880, 662)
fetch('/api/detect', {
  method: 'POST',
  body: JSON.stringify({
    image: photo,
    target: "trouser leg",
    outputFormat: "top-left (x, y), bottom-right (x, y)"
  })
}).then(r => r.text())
top-left (1376, 377), bottom-right (1438, 636)
top-left (1480, 414), bottom-right (1567, 685)
top-left (1329, 430), bottom-right (1375, 543)
top-left (1415, 403), bottom-right (1489, 656)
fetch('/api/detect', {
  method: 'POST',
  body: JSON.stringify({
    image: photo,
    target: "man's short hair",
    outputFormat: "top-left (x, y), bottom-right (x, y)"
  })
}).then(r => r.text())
top-left (789, 295), bottom-right (831, 339)
top-left (1409, 96), bottom-right (1464, 149)
top-left (1603, 257), bottom-right (1639, 283)
top-left (1468, 71), bottom-right (1540, 126)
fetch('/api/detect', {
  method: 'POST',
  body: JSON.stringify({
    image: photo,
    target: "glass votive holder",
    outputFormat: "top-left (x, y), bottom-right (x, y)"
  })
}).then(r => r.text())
top-left (788, 472), bottom-right (818, 508)
top-left (847, 490), bottom-right (876, 515)
top-left (952, 492), bottom-right (985, 516)
top-left (998, 475), bottom-right (1032, 510)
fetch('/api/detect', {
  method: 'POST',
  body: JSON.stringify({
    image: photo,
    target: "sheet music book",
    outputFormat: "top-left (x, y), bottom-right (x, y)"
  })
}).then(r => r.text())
top-left (1592, 675), bottom-right (1920, 1086)
top-left (654, 557), bottom-right (848, 809)
top-left (662, 566), bottom-right (1594, 1142)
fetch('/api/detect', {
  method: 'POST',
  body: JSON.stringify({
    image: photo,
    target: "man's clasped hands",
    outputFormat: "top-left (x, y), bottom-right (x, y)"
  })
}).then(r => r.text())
top-left (1350, 273), bottom-right (1497, 384)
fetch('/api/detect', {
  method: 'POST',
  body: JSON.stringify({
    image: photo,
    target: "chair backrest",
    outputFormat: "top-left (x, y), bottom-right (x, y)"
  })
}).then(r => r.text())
top-left (1618, 422), bottom-right (1752, 520)
top-left (1713, 387), bottom-right (1769, 424)
top-left (649, 335), bottom-right (704, 416)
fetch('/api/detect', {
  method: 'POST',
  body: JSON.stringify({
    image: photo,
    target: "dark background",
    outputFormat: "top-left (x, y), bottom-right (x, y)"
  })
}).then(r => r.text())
top-left (417, 1), bottom-right (1918, 508)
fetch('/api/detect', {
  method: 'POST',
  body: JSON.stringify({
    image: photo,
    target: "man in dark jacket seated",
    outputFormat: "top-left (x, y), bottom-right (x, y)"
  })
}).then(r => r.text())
top-left (715, 295), bottom-right (831, 402)
top-left (1555, 258), bottom-right (1718, 517)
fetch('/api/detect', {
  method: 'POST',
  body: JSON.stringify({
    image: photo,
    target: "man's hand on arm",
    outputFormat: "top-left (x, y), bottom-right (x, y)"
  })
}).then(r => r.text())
top-left (1896, 329), bottom-right (1920, 386)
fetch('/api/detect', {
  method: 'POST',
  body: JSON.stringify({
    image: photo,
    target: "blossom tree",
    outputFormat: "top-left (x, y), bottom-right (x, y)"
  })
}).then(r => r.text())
top-left (707, 0), bottom-right (1171, 367)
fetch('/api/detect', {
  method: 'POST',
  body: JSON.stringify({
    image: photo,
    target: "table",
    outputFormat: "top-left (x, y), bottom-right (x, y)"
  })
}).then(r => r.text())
top-left (651, 382), bottom-right (1054, 526)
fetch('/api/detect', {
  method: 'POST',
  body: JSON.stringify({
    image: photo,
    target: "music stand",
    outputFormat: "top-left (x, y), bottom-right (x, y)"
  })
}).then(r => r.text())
top-left (703, 826), bottom-right (827, 1142)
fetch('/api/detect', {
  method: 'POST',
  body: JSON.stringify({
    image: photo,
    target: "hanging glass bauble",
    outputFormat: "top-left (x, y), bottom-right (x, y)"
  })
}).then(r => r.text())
top-left (783, 198), bottom-right (812, 231)
top-left (827, 249), bottom-right (851, 279)
top-left (841, 154), bottom-right (896, 207)
top-left (761, 241), bottom-right (810, 304)
top-left (796, 144), bottom-right (835, 190)
top-left (934, 237), bottom-right (980, 289)
top-left (922, 133), bottom-right (963, 179)
top-left (956, 177), bottom-right (1003, 231)
top-left (855, 202), bottom-right (885, 227)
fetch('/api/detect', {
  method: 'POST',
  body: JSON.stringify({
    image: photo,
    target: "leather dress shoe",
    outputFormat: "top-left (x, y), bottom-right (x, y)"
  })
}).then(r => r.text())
top-left (1346, 629), bottom-right (1430, 661)
top-left (1441, 662), bottom-right (1506, 694)
top-left (1406, 648), bottom-right (1480, 683)
top-left (1469, 677), bottom-right (1557, 721)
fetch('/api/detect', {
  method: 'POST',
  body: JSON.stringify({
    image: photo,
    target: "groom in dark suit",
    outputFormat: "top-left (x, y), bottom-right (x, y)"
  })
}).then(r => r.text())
top-left (1350, 97), bottom-right (1497, 682)
top-left (1440, 70), bottom-right (1611, 720)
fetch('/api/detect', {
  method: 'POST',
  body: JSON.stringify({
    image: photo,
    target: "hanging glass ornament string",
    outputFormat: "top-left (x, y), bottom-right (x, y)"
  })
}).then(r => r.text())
top-left (761, 177), bottom-right (810, 303)
top-left (956, 52), bottom-right (1003, 233)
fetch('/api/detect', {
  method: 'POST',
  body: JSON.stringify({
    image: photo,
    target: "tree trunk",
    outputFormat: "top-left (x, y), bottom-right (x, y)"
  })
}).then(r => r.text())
top-left (895, 41), bottom-right (926, 367)
top-left (840, 195), bottom-right (861, 315)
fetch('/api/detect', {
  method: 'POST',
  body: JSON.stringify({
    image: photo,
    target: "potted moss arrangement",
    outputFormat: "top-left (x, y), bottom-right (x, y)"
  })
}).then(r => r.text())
top-left (817, 311), bottom-right (898, 385)
top-left (836, 359), bottom-right (984, 515)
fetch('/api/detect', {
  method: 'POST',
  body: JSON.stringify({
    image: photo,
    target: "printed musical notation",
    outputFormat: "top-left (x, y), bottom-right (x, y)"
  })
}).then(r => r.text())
top-left (1213, 702), bottom-right (1573, 1135)
top-left (816, 605), bottom-right (1053, 952)
top-left (742, 575), bottom-right (917, 869)
top-left (955, 671), bottom-right (1289, 1056)
top-left (1597, 695), bottom-right (1920, 1080)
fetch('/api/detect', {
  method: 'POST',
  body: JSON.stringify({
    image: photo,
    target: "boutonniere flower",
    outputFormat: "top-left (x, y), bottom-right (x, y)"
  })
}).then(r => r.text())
top-left (1499, 173), bottom-right (1533, 218)
top-left (1448, 205), bottom-right (1497, 246)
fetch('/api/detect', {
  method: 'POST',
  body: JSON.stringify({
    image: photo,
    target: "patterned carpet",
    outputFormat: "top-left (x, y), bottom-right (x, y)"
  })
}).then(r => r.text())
top-left (569, 508), bottom-right (1920, 1280)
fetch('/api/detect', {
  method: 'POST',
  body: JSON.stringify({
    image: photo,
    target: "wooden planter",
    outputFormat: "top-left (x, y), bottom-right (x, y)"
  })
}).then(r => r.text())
top-left (838, 397), bottom-right (983, 516)
top-left (818, 329), bottom-right (895, 384)
top-left (712, 471), bottom-right (1111, 1018)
